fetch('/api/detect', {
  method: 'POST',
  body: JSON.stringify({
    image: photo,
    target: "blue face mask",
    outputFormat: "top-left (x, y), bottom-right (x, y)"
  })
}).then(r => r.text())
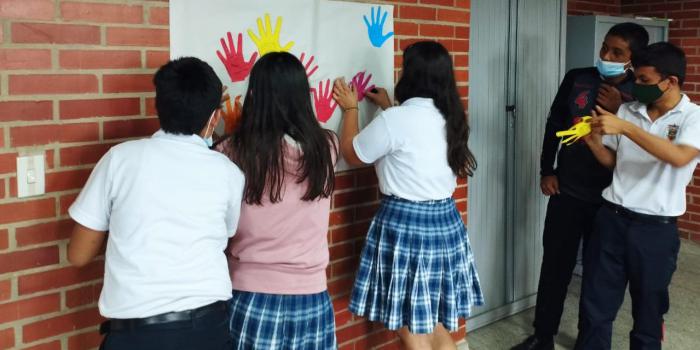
top-left (596, 59), bottom-right (629, 78)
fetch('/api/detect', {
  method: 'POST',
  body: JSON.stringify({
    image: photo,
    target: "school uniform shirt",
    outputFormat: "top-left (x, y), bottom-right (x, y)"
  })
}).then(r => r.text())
top-left (216, 135), bottom-right (337, 295)
top-left (353, 97), bottom-right (456, 201)
top-left (69, 130), bottom-right (245, 319)
top-left (541, 68), bottom-right (636, 203)
top-left (602, 95), bottom-right (700, 216)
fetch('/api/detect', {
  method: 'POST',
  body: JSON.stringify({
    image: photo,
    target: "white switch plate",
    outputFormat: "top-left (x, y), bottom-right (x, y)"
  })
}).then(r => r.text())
top-left (17, 153), bottom-right (45, 198)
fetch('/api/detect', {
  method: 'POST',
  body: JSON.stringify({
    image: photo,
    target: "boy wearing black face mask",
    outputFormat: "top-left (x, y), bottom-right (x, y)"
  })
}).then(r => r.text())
top-left (512, 23), bottom-right (650, 350)
top-left (576, 42), bottom-right (699, 350)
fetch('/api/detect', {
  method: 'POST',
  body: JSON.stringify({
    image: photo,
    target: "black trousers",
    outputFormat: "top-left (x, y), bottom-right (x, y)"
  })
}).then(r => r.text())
top-left (533, 193), bottom-right (601, 337)
top-left (575, 205), bottom-right (680, 350)
top-left (99, 306), bottom-right (231, 350)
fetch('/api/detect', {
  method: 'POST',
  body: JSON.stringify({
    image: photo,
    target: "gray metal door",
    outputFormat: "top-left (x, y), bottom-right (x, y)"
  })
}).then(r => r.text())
top-left (468, 0), bottom-right (566, 329)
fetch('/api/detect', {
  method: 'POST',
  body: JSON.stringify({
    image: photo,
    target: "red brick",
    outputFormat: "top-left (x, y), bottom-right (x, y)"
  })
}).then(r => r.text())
top-left (107, 27), bottom-right (169, 47)
top-left (329, 208), bottom-right (354, 226)
top-left (329, 242), bottom-right (354, 261)
top-left (146, 50), bottom-right (170, 68)
top-left (422, 0), bottom-right (455, 6)
top-left (12, 22), bottom-right (100, 44)
top-left (60, 50), bottom-right (142, 69)
top-left (0, 0), bottom-right (54, 20)
top-left (0, 178), bottom-right (5, 199)
top-left (60, 98), bottom-right (141, 119)
top-left (45, 168), bottom-right (93, 192)
top-left (327, 276), bottom-right (354, 296)
top-left (0, 279), bottom-right (10, 300)
top-left (60, 193), bottom-right (79, 215)
top-left (0, 229), bottom-right (7, 250)
top-left (0, 198), bottom-right (55, 225)
top-left (60, 143), bottom-right (115, 167)
top-left (16, 219), bottom-right (74, 247)
top-left (437, 9), bottom-right (468, 23)
top-left (0, 128), bottom-right (4, 148)
top-left (0, 293), bottom-right (60, 323)
top-left (330, 222), bottom-right (369, 244)
top-left (0, 328), bottom-right (14, 350)
top-left (0, 246), bottom-right (59, 274)
top-left (400, 5), bottom-right (436, 20)
top-left (355, 203), bottom-right (379, 220)
top-left (0, 101), bottom-right (53, 122)
top-left (103, 118), bottom-right (160, 140)
top-left (65, 283), bottom-right (102, 309)
top-left (355, 168), bottom-right (378, 187)
top-left (146, 97), bottom-right (157, 116)
top-left (149, 6), bottom-right (169, 25)
top-left (334, 188), bottom-right (377, 208)
top-left (334, 173), bottom-right (355, 190)
top-left (22, 307), bottom-right (103, 343)
top-left (11, 123), bottom-right (99, 147)
top-left (9, 74), bottom-right (98, 95)
top-left (18, 261), bottom-right (103, 295)
top-left (0, 49), bottom-right (51, 69)
top-left (394, 21), bottom-right (419, 36)
top-left (337, 322), bottom-right (372, 345)
top-left (61, 2), bottom-right (143, 24)
top-left (103, 74), bottom-right (154, 93)
top-left (24, 340), bottom-right (62, 350)
top-left (68, 330), bottom-right (103, 350)
top-left (0, 152), bottom-right (18, 174)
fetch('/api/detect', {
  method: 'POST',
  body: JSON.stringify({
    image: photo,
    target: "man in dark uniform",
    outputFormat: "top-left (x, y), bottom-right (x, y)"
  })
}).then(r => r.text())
top-left (511, 22), bottom-right (649, 350)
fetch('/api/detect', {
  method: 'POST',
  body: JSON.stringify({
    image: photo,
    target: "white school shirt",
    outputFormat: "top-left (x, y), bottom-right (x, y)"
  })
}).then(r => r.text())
top-left (69, 130), bottom-right (245, 319)
top-left (602, 95), bottom-right (700, 216)
top-left (353, 97), bottom-right (457, 201)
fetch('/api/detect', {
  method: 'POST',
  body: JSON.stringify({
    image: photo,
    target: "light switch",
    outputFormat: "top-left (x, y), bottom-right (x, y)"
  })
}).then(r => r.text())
top-left (16, 153), bottom-right (45, 198)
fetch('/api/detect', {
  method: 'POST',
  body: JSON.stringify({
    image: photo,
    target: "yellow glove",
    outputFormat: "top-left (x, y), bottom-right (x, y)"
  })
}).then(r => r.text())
top-left (555, 116), bottom-right (592, 145)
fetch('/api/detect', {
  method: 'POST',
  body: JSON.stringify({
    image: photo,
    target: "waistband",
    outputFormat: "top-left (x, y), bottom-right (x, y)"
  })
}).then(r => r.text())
top-left (603, 200), bottom-right (677, 225)
top-left (100, 300), bottom-right (227, 334)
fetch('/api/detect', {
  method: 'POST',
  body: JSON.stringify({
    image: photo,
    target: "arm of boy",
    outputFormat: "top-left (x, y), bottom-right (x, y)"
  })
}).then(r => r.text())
top-left (68, 225), bottom-right (106, 267)
top-left (592, 105), bottom-right (700, 167)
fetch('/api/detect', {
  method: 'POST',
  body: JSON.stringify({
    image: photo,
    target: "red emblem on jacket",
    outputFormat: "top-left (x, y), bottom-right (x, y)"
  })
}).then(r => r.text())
top-left (575, 90), bottom-right (589, 110)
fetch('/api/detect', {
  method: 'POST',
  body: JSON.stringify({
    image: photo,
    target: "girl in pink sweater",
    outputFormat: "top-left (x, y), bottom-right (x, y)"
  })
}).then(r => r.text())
top-left (216, 52), bottom-right (338, 350)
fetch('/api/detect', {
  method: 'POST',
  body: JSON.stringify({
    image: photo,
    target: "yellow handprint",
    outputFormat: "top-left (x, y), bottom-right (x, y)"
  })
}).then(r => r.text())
top-left (247, 13), bottom-right (294, 56)
top-left (556, 116), bottom-right (592, 145)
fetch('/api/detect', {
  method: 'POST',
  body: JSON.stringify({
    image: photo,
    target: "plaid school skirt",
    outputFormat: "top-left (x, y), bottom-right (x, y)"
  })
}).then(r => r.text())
top-left (228, 290), bottom-right (336, 350)
top-left (349, 195), bottom-right (484, 334)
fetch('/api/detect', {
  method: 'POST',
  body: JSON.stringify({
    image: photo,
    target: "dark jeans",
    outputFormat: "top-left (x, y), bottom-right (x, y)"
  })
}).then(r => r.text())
top-left (533, 193), bottom-right (601, 337)
top-left (575, 205), bottom-right (680, 350)
top-left (99, 306), bottom-right (231, 350)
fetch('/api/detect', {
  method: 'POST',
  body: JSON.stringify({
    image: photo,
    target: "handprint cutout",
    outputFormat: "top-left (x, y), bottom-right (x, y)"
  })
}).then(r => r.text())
top-left (247, 13), bottom-right (295, 56)
top-left (313, 79), bottom-right (338, 123)
top-left (350, 71), bottom-right (375, 102)
top-left (299, 53), bottom-right (319, 78)
top-left (217, 32), bottom-right (258, 83)
top-left (364, 6), bottom-right (394, 48)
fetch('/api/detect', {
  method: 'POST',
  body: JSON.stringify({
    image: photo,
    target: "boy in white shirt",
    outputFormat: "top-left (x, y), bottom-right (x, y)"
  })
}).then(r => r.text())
top-left (578, 42), bottom-right (700, 349)
top-left (67, 57), bottom-right (245, 350)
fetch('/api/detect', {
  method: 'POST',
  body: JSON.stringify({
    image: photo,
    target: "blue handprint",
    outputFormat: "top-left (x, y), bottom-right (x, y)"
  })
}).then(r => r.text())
top-left (363, 6), bottom-right (394, 48)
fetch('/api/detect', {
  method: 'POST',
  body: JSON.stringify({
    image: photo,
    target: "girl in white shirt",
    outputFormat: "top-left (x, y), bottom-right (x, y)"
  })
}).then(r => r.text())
top-left (332, 41), bottom-right (484, 350)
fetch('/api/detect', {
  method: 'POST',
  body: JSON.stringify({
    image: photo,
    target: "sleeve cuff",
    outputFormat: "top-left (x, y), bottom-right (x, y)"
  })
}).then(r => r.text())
top-left (69, 206), bottom-right (109, 232)
top-left (352, 136), bottom-right (373, 164)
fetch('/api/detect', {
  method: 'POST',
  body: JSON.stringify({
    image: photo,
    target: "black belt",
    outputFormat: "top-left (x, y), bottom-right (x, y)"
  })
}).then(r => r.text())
top-left (100, 300), bottom-right (227, 334)
top-left (603, 200), bottom-right (677, 224)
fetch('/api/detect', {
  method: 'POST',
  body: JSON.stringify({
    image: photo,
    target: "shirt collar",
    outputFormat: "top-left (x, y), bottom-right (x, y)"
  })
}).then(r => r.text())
top-left (629, 94), bottom-right (690, 120)
top-left (152, 129), bottom-right (209, 148)
top-left (400, 97), bottom-right (437, 109)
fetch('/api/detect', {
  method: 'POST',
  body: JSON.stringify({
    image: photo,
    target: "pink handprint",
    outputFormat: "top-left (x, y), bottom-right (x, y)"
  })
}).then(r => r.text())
top-left (217, 32), bottom-right (258, 83)
top-left (350, 71), bottom-right (375, 102)
top-left (313, 79), bottom-right (338, 123)
top-left (299, 53), bottom-right (319, 78)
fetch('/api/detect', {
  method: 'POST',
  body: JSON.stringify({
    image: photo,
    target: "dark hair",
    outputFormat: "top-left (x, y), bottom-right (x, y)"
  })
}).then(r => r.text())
top-left (606, 22), bottom-right (649, 56)
top-left (395, 41), bottom-right (477, 177)
top-left (154, 57), bottom-right (222, 135)
top-left (632, 41), bottom-right (687, 86)
top-left (230, 52), bottom-right (337, 205)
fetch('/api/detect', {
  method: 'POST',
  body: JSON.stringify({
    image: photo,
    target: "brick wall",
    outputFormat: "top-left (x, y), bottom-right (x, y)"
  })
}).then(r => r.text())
top-left (566, 0), bottom-right (700, 242)
top-left (0, 0), bottom-right (470, 349)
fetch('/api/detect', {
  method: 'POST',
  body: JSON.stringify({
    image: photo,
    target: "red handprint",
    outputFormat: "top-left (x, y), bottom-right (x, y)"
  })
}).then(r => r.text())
top-left (299, 53), bottom-right (319, 78)
top-left (217, 32), bottom-right (258, 83)
top-left (313, 79), bottom-right (338, 123)
top-left (350, 71), bottom-right (375, 102)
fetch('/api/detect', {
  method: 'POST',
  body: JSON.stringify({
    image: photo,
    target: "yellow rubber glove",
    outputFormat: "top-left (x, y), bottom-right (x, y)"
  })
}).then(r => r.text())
top-left (556, 116), bottom-right (592, 145)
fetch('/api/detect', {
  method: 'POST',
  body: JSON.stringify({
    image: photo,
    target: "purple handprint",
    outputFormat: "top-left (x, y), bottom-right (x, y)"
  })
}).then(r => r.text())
top-left (350, 71), bottom-right (375, 102)
top-left (313, 79), bottom-right (338, 123)
top-left (299, 53), bottom-right (319, 78)
top-left (216, 32), bottom-right (258, 83)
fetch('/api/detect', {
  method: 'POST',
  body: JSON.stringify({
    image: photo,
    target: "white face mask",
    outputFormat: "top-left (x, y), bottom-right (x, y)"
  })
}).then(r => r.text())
top-left (596, 59), bottom-right (630, 78)
top-left (202, 110), bottom-right (216, 148)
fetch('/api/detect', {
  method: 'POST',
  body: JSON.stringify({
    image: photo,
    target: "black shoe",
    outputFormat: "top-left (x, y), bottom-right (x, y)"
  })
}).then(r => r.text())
top-left (510, 335), bottom-right (554, 350)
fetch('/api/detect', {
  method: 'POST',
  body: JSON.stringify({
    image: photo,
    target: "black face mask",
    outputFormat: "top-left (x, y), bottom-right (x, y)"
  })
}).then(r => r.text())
top-left (632, 78), bottom-right (669, 104)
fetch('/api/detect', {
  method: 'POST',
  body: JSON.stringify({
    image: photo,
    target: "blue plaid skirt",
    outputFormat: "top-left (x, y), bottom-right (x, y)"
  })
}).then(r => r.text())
top-left (228, 290), bottom-right (336, 350)
top-left (349, 195), bottom-right (484, 334)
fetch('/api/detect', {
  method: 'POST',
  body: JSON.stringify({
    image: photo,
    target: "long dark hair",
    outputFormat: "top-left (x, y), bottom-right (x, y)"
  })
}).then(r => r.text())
top-left (395, 41), bottom-right (477, 177)
top-left (230, 52), bottom-right (337, 205)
